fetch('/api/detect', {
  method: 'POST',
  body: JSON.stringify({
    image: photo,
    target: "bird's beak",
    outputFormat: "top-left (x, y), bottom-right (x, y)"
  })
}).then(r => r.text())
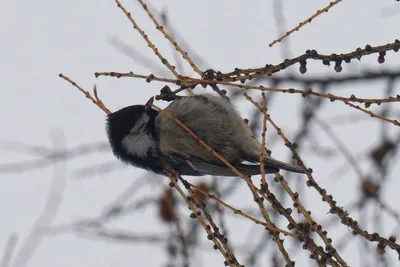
top-left (144, 96), bottom-right (154, 111)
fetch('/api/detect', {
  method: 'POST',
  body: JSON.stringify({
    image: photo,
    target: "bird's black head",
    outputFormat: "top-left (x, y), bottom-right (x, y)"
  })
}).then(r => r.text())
top-left (106, 100), bottom-right (160, 168)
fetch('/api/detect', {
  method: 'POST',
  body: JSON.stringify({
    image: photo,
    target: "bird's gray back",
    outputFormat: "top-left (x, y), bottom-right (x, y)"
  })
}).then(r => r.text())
top-left (155, 94), bottom-right (258, 164)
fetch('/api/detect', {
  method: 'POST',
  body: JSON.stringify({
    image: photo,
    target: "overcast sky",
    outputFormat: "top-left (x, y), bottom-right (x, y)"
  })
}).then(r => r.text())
top-left (1, 1), bottom-right (400, 266)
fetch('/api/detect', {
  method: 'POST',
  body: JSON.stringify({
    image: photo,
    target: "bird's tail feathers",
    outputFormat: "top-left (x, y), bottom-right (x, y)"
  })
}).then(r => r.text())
top-left (245, 150), bottom-right (305, 174)
top-left (262, 156), bottom-right (305, 173)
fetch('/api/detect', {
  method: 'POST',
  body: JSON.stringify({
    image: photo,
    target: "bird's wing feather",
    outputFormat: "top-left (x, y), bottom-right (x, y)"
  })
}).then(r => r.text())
top-left (186, 158), bottom-right (279, 176)
top-left (163, 153), bottom-right (204, 176)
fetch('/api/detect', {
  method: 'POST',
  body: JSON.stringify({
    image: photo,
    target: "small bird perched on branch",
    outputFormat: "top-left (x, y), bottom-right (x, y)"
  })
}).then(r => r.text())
top-left (106, 94), bottom-right (305, 176)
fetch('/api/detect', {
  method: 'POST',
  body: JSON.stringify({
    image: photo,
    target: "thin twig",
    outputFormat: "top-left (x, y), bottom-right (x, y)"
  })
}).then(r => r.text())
top-left (114, 0), bottom-right (180, 78)
top-left (136, 0), bottom-right (203, 76)
top-left (107, 36), bottom-right (170, 76)
top-left (165, 170), bottom-right (239, 267)
top-left (269, 0), bottom-right (343, 47)
top-left (343, 100), bottom-right (399, 126)
top-left (187, 182), bottom-right (295, 237)
top-left (95, 71), bottom-right (400, 106)
top-left (59, 74), bottom-right (111, 114)
top-left (244, 93), bottom-right (347, 265)
top-left (260, 93), bottom-right (268, 186)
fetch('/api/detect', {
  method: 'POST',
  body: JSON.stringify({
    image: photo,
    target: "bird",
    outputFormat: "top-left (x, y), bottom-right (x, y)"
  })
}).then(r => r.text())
top-left (106, 93), bottom-right (305, 176)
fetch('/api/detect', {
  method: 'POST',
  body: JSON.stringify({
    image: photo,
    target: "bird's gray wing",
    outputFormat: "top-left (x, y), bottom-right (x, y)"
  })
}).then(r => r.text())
top-left (163, 153), bottom-right (204, 176)
top-left (186, 158), bottom-right (279, 176)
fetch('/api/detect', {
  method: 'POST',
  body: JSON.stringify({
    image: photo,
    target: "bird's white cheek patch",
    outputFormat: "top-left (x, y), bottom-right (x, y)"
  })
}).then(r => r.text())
top-left (122, 134), bottom-right (155, 158)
